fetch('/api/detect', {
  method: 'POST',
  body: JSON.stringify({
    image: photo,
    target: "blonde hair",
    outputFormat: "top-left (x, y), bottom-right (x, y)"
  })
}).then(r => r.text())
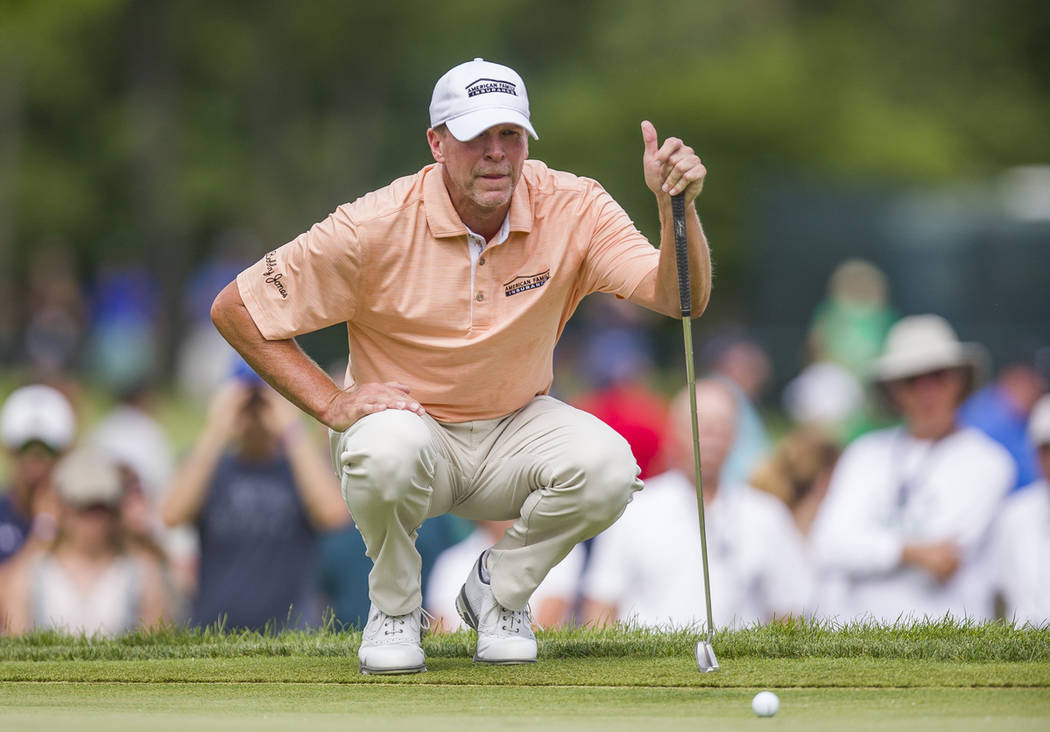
top-left (750, 427), bottom-right (841, 508)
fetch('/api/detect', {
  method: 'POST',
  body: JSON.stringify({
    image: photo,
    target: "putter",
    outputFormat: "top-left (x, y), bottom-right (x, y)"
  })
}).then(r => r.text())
top-left (671, 192), bottom-right (720, 673)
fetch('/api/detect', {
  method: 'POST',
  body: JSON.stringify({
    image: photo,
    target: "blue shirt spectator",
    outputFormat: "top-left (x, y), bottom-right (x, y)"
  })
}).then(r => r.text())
top-left (960, 366), bottom-right (1046, 492)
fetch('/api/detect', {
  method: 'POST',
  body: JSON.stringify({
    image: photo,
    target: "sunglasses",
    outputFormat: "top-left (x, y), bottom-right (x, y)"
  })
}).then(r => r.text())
top-left (894, 368), bottom-right (958, 389)
top-left (71, 502), bottom-right (120, 515)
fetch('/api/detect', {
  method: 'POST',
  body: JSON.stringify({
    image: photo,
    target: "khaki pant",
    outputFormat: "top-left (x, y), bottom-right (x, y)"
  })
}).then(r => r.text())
top-left (330, 395), bottom-right (642, 615)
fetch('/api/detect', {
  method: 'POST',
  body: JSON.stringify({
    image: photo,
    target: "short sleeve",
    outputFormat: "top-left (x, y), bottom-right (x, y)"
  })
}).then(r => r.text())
top-left (577, 185), bottom-right (660, 298)
top-left (237, 204), bottom-right (362, 340)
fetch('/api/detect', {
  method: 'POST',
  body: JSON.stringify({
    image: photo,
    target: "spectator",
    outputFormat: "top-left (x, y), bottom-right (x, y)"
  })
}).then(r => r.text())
top-left (21, 244), bottom-right (86, 378)
top-left (162, 366), bottom-right (349, 631)
top-left (990, 395), bottom-right (1050, 626)
top-left (782, 361), bottom-right (868, 441)
top-left (959, 359), bottom-right (1047, 492)
top-left (807, 259), bottom-right (895, 378)
top-left (573, 327), bottom-right (669, 479)
top-left (749, 426), bottom-right (841, 539)
top-left (0, 385), bottom-right (76, 566)
top-left (87, 384), bottom-right (196, 611)
top-left (176, 231), bottom-right (256, 403)
top-left (810, 315), bottom-right (1015, 624)
top-left (1, 449), bottom-right (168, 636)
top-left (582, 379), bottom-right (812, 630)
top-left (426, 520), bottom-right (584, 631)
top-left (700, 329), bottom-right (772, 488)
top-left (86, 262), bottom-right (159, 394)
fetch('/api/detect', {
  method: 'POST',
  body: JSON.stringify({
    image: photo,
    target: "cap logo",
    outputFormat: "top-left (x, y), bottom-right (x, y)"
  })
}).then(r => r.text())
top-left (466, 78), bottom-right (517, 98)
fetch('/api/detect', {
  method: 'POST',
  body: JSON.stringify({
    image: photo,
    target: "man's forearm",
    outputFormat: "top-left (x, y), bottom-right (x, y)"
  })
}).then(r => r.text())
top-left (635, 197), bottom-right (710, 319)
top-left (211, 281), bottom-right (343, 427)
top-left (656, 195), bottom-right (711, 318)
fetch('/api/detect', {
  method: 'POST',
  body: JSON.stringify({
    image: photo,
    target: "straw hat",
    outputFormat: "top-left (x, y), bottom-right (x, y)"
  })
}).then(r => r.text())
top-left (870, 315), bottom-right (986, 387)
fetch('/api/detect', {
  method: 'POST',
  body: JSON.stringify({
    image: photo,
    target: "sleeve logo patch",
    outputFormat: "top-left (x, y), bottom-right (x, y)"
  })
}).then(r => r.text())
top-left (504, 269), bottom-right (550, 297)
top-left (466, 78), bottom-right (518, 98)
top-left (262, 251), bottom-right (288, 299)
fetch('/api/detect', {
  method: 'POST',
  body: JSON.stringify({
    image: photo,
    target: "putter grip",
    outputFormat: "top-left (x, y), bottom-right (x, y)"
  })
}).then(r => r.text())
top-left (671, 193), bottom-right (690, 317)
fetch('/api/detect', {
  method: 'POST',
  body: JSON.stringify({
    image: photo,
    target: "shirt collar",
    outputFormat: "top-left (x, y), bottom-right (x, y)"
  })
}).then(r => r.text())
top-left (423, 163), bottom-right (533, 239)
top-left (466, 214), bottom-right (510, 246)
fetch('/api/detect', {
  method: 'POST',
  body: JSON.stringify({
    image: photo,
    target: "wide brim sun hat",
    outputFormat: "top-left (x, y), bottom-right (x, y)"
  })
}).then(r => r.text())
top-left (869, 314), bottom-right (987, 389)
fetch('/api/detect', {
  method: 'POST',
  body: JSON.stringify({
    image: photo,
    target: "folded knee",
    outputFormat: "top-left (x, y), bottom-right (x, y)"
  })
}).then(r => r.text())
top-left (338, 410), bottom-right (436, 504)
top-left (558, 438), bottom-right (640, 523)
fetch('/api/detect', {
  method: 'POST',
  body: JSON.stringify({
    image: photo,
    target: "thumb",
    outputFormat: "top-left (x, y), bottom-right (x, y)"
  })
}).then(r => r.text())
top-left (640, 120), bottom-right (658, 157)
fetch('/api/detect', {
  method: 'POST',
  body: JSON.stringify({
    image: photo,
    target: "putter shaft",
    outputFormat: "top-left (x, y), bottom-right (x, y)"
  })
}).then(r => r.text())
top-left (682, 315), bottom-right (716, 646)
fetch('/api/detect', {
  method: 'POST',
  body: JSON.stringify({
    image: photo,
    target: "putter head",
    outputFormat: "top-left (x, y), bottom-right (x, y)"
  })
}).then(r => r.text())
top-left (695, 640), bottom-right (720, 673)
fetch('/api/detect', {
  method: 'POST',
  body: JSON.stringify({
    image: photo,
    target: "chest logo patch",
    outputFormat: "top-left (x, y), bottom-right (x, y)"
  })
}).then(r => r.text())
top-left (504, 269), bottom-right (551, 297)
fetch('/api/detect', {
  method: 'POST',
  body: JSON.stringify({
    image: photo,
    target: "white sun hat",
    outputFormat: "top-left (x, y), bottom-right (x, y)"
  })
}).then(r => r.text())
top-left (869, 314), bottom-right (987, 385)
top-left (53, 448), bottom-right (124, 509)
top-left (0, 384), bottom-right (76, 452)
top-left (430, 58), bottom-right (538, 142)
top-left (1029, 394), bottom-right (1050, 447)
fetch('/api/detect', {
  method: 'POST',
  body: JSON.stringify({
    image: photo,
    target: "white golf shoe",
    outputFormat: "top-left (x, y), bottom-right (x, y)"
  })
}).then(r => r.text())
top-left (455, 551), bottom-right (537, 664)
top-left (358, 604), bottom-right (429, 674)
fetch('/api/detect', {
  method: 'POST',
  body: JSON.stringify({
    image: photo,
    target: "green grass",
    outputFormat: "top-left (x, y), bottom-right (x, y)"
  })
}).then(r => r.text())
top-left (3, 621), bottom-right (1049, 731)
top-left (3, 617), bottom-right (1048, 663)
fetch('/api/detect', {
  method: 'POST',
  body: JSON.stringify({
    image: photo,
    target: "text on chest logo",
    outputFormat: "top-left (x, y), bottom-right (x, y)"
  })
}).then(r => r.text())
top-left (504, 269), bottom-right (551, 297)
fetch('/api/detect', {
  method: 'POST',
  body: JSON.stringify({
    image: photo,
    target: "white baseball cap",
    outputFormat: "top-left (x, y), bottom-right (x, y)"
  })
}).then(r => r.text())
top-left (53, 448), bottom-right (124, 509)
top-left (1029, 394), bottom-right (1050, 447)
top-left (430, 58), bottom-right (538, 142)
top-left (0, 384), bottom-right (76, 452)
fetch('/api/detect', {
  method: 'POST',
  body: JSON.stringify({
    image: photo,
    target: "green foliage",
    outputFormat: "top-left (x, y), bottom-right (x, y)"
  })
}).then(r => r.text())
top-left (2, 0), bottom-right (1047, 263)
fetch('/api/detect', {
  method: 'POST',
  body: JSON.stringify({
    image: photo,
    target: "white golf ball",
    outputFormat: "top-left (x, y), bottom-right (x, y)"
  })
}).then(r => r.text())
top-left (751, 691), bottom-right (780, 717)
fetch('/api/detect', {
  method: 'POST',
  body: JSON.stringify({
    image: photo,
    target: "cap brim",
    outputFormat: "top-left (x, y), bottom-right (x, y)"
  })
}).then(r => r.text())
top-left (445, 109), bottom-right (538, 142)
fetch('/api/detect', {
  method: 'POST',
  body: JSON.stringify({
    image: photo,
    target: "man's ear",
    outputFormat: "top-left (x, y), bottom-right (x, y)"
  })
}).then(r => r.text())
top-left (426, 127), bottom-right (445, 164)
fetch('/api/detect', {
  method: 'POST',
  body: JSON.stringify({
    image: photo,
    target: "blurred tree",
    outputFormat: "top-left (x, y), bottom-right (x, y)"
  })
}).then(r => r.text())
top-left (0, 0), bottom-right (1046, 376)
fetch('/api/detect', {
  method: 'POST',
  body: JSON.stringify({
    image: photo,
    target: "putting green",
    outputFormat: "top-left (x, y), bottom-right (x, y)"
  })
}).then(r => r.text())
top-left (4, 623), bottom-right (1048, 730)
top-left (2, 683), bottom-right (1049, 732)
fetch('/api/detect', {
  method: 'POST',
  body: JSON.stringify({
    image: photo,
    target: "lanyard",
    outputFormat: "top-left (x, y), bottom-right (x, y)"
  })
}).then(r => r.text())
top-left (890, 426), bottom-right (955, 513)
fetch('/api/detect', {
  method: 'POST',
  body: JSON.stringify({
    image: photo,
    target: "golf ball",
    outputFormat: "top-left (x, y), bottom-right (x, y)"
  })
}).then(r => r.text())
top-left (751, 691), bottom-right (780, 717)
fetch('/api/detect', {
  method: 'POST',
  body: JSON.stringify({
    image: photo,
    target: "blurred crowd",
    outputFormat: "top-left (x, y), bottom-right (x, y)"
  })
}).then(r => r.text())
top-left (0, 258), bottom-right (1048, 637)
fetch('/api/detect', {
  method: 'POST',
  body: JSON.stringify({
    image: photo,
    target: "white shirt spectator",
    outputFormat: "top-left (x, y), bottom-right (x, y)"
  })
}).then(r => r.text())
top-left (990, 480), bottom-right (1050, 627)
top-left (426, 528), bottom-right (585, 630)
top-left (582, 470), bottom-right (813, 630)
top-left (810, 426), bottom-right (1014, 623)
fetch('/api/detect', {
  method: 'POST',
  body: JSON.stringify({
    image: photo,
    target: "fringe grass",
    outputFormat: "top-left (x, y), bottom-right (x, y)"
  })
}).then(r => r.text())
top-left (2, 616), bottom-right (1048, 663)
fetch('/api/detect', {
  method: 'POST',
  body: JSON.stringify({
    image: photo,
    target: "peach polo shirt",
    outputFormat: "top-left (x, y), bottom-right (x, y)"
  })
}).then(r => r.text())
top-left (237, 160), bottom-right (660, 422)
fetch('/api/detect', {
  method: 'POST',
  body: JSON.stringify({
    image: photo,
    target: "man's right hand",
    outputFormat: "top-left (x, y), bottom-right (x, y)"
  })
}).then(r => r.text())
top-left (322, 381), bottom-right (426, 432)
top-left (901, 540), bottom-right (961, 583)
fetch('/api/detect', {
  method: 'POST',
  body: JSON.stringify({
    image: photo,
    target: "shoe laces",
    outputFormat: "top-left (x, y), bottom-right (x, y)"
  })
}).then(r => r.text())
top-left (486, 602), bottom-right (535, 635)
top-left (377, 608), bottom-right (433, 638)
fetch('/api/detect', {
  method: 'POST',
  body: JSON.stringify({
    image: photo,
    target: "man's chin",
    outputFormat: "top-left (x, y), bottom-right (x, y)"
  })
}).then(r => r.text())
top-left (472, 190), bottom-right (513, 210)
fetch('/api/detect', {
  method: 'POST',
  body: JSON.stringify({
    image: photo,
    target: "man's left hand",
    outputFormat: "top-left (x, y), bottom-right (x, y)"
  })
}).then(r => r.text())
top-left (641, 120), bottom-right (705, 203)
